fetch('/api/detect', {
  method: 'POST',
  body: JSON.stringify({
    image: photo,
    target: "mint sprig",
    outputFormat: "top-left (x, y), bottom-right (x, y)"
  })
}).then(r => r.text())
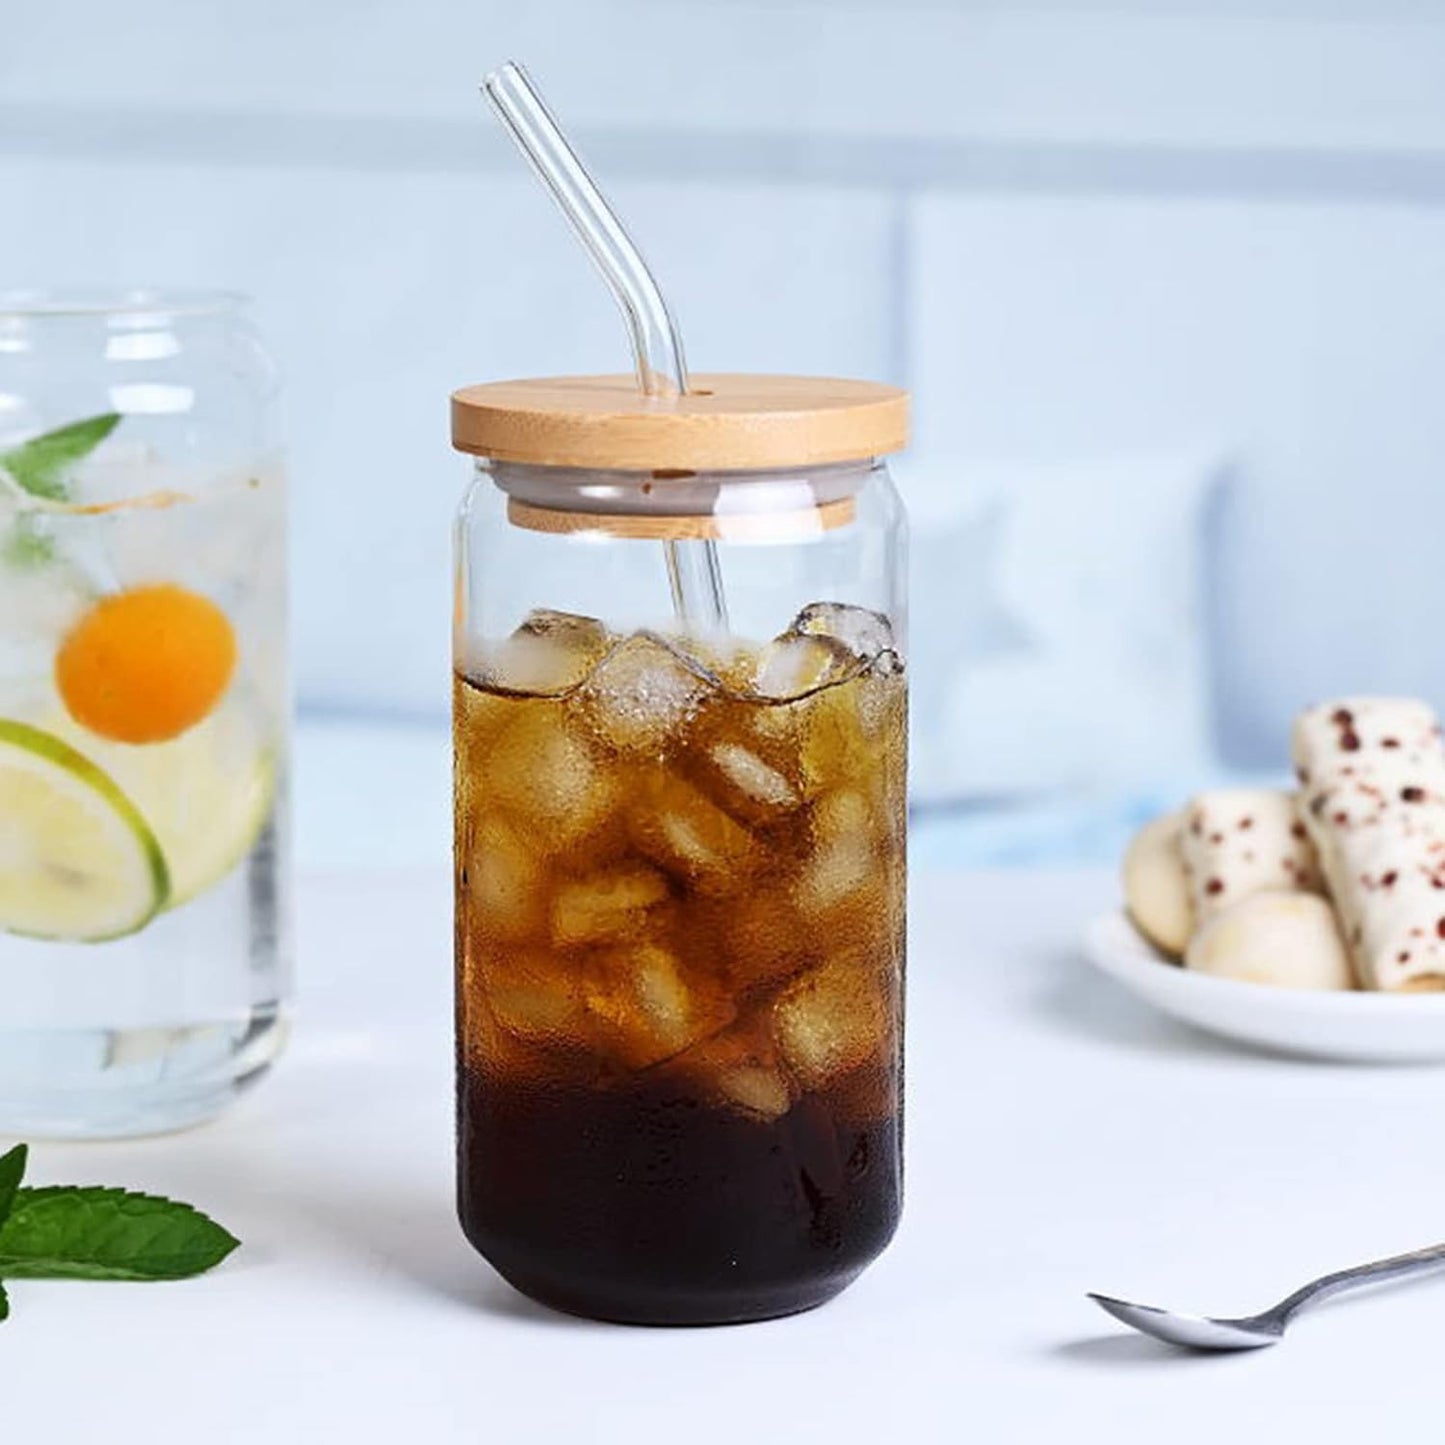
top-left (0, 1188), bottom-right (240, 1281)
top-left (0, 1143), bottom-right (239, 1316)
top-left (0, 413), bottom-right (121, 502)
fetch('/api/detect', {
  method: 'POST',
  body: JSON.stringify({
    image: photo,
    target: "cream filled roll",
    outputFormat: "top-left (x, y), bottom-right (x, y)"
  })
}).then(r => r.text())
top-left (1293, 698), bottom-right (1445, 991)
top-left (1179, 788), bottom-right (1323, 922)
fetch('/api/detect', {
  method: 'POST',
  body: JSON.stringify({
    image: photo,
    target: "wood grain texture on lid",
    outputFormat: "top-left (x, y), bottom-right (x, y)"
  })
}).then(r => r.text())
top-left (450, 373), bottom-right (909, 470)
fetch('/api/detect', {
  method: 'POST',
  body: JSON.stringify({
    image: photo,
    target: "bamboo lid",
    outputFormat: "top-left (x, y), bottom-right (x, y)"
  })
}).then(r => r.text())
top-left (450, 373), bottom-right (909, 471)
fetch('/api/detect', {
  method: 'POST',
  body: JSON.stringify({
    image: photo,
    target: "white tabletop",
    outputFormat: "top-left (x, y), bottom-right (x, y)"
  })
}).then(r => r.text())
top-left (10, 777), bottom-right (1445, 1438)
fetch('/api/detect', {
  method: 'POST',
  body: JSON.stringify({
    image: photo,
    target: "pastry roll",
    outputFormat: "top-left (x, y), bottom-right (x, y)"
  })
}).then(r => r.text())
top-left (1122, 811), bottom-right (1193, 957)
top-left (1186, 892), bottom-right (1354, 991)
top-left (1293, 698), bottom-right (1445, 990)
top-left (1180, 789), bottom-right (1323, 922)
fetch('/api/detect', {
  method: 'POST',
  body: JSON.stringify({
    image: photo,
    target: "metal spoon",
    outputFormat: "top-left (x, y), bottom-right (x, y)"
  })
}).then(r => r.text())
top-left (1089, 1241), bottom-right (1445, 1351)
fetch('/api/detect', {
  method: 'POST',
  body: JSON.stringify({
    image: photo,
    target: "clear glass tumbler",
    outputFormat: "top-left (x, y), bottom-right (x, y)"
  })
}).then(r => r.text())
top-left (0, 289), bottom-right (290, 1137)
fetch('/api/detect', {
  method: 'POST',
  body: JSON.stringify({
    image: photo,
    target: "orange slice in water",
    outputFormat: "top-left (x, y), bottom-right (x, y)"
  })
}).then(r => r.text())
top-left (55, 584), bottom-right (237, 744)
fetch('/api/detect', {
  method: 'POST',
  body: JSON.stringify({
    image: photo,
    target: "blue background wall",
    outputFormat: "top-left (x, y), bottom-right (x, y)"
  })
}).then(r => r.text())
top-left (5, 0), bottom-right (1445, 806)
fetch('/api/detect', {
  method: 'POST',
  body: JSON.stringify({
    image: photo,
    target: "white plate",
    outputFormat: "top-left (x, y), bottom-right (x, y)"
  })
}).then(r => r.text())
top-left (1083, 910), bottom-right (1445, 1062)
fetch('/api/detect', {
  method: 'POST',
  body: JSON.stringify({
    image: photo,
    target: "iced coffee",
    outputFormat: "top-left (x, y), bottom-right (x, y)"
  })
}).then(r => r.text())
top-left (455, 601), bottom-right (905, 1324)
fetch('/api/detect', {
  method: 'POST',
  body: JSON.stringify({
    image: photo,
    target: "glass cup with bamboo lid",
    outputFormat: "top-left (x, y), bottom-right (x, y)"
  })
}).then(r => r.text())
top-left (452, 370), bottom-right (909, 1324)
top-left (453, 61), bottom-right (909, 1325)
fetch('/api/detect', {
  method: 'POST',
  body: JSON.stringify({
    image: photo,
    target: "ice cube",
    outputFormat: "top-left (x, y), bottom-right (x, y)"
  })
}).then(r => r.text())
top-left (665, 1021), bottom-right (795, 1120)
top-left (702, 740), bottom-right (803, 824)
top-left (671, 632), bottom-right (754, 687)
top-left (66, 436), bottom-right (167, 507)
top-left (809, 789), bottom-right (899, 911)
top-left (463, 994), bottom-right (555, 1083)
top-left (0, 526), bottom-right (90, 643)
top-left (484, 702), bottom-right (616, 845)
top-left (585, 943), bottom-right (736, 1069)
top-left (804, 792), bottom-right (905, 969)
top-left (518, 608), bottom-right (610, 648)
top-left (477, 610), bottom-right (611, 695)
top-left (95, 471), bottom-right (286, 657)
top-left (796, 683), bottom-right (873, 797)
top-left (792, 601), bottom-right (895, 662)
top-left (484, 950), bottom-right (591, 1048)
top-left (717, 1058), bottom-right (793, 1120)
top-left (552, 864), bottom-right (671, 946)
top-left (771, 955), bottom-right (890, 1089)
top-left (579, 633), bottom-right (715, 752)
top-left (465, 815), bottom-right (544, 941)
top-left (752, 632), bottom-right (856, 701)
top-left (798, 827), bottom-right (876, 915)
top-left (628, 770), bottom-right (758, 894)
top-left (813, 789), bottom-right (873, 846)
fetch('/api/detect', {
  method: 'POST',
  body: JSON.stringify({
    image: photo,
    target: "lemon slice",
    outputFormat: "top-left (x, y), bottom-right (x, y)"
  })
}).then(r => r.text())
top-left (0, 719), bottom-right (169, 941)
top-left (63, 705), bottom-right (278, 909)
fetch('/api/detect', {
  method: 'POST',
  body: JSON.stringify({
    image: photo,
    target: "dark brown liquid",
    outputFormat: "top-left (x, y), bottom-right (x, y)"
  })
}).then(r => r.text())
top-left (458, 1066), bottom-right (901, 1325)
top-left (454, 609), bottom-right (905, 1324)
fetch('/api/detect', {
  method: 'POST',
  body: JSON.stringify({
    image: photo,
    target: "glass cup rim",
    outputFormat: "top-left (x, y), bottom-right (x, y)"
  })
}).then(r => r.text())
top-left (0, 288), bottom-right (251, 322)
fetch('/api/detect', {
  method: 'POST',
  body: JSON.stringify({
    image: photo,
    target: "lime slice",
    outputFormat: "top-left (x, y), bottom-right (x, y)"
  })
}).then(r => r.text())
top-left (64, 705), bottom-right (277, 909)
top-left (25, 695), bottom-right (277, 911)
top-left (0, 719), bottom-right (169, 941)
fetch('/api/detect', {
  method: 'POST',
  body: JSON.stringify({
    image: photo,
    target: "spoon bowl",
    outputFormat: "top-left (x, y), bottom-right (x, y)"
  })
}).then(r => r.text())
top-left (1087, 1294), bottom-right (1282, 1351)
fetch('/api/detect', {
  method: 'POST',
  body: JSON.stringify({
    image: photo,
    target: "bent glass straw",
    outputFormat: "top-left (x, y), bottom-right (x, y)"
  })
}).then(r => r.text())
top-left (482, 61), bottom-right (729, 629)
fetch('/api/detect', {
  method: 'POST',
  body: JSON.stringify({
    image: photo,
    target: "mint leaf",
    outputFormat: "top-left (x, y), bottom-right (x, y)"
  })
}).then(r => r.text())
top-left (0, 1281), bottom-right (8, 1320)
top-left (0, 1186), bottom-right (239, 1281)
top-left (0, 1145), bottom-right (27, 1231)
top-left (0, 413), bottom-right (120, 501)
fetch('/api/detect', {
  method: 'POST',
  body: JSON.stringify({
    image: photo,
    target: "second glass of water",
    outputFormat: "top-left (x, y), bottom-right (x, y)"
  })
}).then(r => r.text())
top-left (0, 289), bottom-right (290, 1137)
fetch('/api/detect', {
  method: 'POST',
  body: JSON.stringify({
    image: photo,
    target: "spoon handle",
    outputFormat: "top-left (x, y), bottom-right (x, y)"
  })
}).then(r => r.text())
top-left (1265, 1242), bottom-right (1445, 1326)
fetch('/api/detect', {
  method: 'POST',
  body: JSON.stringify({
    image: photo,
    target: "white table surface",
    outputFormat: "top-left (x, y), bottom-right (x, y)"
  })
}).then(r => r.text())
top-left (8, 725), bottom-right (1445, 1441)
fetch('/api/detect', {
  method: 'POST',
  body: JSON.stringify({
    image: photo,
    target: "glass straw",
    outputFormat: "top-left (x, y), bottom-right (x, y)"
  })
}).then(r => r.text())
top-left (482, 61), bottom-right (729, 631)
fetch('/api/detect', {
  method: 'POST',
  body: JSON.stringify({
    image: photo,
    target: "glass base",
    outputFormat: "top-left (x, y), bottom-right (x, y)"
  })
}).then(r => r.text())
top-left (0, 1006), bottom-right (288, 1139)
top-left (479, 1247), bottom-right (867, 1326)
